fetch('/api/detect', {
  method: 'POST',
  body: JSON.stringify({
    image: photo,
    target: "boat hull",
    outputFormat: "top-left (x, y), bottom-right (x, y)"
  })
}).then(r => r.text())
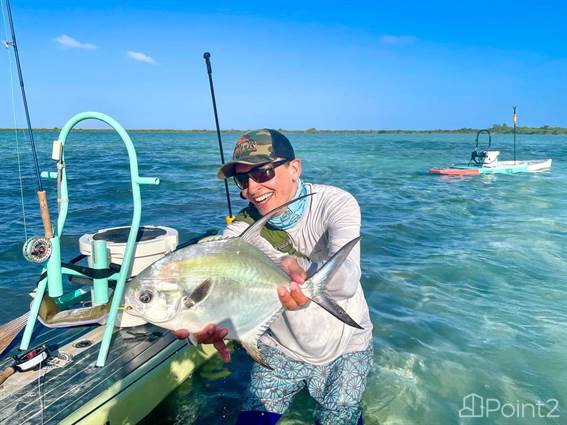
top-left (429, 159), bottom-right (552, 175)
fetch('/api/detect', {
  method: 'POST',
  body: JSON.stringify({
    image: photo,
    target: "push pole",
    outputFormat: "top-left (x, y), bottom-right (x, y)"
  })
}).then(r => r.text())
top-left (513, 106), bottom-right (517, 164)
top-left (203, 52), bottom-right (234, 224)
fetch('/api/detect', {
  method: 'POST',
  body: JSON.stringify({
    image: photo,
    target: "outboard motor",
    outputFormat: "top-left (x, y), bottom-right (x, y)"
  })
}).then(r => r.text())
top-left (469, 129), bottom-right (499, 166)
top-left (482, 150), bottom-right (501, 167)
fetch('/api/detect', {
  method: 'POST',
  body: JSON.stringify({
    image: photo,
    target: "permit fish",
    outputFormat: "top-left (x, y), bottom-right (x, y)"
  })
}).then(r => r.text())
top-left (124, 194), bottom-right (362, 368)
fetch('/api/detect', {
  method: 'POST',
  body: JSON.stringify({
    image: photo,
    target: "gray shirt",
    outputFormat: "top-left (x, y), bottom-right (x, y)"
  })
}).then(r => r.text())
top-left (224, 183), bottom-right (373, 365)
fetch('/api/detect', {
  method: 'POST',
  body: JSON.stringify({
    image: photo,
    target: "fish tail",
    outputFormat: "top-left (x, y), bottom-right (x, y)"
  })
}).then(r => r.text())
top-left (305, 237), bottom-right (363, 329)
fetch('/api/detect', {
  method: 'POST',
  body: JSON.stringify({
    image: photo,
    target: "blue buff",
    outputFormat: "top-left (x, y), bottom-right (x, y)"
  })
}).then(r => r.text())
top-left (236, 411), bottom-right (282, 425)
top-left (268, 180), bottom-right (308, 230)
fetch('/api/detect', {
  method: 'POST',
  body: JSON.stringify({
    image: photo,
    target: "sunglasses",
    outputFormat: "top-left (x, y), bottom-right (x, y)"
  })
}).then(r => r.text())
top-left (233, 159), bottom-right (290, 190)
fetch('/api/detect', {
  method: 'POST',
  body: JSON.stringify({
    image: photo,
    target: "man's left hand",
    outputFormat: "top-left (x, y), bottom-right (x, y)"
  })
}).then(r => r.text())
top-left (172, 325), bottom-right (231, 362)
top-left (278, 256), bottom-right (309, 310)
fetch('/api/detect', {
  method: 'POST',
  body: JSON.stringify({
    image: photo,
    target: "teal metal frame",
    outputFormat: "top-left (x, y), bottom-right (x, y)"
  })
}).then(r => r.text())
top-left (19, 112), bottom-right (159, 367)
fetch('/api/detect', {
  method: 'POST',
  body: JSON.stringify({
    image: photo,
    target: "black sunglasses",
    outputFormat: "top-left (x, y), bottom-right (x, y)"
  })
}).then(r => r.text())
top-left (233, 159), bottom-right (290, 190)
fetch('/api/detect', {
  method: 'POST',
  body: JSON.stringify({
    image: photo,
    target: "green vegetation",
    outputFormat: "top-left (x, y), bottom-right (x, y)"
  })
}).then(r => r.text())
top-left (0, 125), bottom-right (566, 134)
top-left (276, 125), bottom-right (567, 135)
top-left (488, 123), bottom-right (567, 135)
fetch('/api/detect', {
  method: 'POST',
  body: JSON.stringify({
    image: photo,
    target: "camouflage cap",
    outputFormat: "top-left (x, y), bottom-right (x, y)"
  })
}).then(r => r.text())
top-left (217, 129), bottom-right (295, 179)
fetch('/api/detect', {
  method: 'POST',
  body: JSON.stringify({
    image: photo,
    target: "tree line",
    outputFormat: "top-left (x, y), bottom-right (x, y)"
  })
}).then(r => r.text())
top-left (1, 124), bottom-right (566, 134)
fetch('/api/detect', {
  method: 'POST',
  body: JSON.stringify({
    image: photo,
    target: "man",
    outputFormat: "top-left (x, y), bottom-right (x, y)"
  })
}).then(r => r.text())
top-left (177, 129), bottom-right (373, 425)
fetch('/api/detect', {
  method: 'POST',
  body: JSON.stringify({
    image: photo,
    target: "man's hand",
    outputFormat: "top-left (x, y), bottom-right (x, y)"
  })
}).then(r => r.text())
top-left (278, 256), bottom-right (309, 310)
top-left (173, 324), bottom-right (231, 362)
top-left (279, 256), bottom-right (307, 284)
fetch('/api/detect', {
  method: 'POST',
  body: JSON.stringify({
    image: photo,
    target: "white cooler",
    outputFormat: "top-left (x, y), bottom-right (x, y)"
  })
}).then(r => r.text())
top-left (79, 225), bottom-right (178, 277)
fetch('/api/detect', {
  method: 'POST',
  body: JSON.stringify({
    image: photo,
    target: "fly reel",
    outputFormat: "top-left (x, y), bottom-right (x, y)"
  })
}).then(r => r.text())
top-left (23, 236), bottom-right (52, 263)
top-left (13, 345), bottom-right (50, 372)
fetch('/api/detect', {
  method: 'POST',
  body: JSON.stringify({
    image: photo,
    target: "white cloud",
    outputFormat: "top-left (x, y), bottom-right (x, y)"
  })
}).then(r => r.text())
top-left (379, 35), bottom-right (416, 46)
top-left (127, 51), bottom-right (157, 65)
top-left (55, 34), bottom-right (96, 50)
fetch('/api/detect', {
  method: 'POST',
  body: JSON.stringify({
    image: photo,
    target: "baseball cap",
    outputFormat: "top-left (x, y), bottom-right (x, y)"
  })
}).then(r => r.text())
top-left (217, 128), bottom-right (295, 179)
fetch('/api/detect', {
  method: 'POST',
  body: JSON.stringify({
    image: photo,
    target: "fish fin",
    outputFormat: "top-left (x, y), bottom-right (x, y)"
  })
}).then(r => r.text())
top-left (306, 237), bottom-right (363, 329)
top-left (238, 309), bottom-right (283, 370)
top-left (240, 335), bottom-right (273, 370)
top-left (198, 235), bottom-right (228, 244)
top-left (238, 193), bottom-right (315, 244)
top-left (188, 279), bottom-right (213, 304)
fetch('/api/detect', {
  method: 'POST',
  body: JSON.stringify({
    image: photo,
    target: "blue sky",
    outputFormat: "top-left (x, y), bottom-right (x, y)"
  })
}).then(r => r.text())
top-left (1, 0), bottom-right (565, 130)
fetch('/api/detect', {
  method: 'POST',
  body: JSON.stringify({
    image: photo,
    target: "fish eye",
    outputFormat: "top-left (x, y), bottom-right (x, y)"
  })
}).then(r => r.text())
top-left (138, 290), bottom-right (153, 304)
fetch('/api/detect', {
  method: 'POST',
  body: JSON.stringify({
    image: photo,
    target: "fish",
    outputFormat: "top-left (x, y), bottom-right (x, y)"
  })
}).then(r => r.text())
top-left (123, 194), bottom-right (362, 368)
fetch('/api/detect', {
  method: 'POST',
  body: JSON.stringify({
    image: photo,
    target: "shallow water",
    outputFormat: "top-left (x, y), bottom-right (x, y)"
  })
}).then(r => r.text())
top-left (0, 129), bottom-right (565, 424)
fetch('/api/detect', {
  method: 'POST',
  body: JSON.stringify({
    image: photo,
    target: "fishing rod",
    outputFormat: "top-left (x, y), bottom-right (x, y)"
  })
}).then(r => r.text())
top-left (513, 106), bottom-right (517, 164)
top-left (203, 51), bottom-right (234, 224)
top-left (3, 0), bottom-right (53, 248)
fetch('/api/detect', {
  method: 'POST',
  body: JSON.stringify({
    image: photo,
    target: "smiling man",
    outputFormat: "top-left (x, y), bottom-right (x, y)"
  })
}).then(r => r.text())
top-left (213, 129), bottom-right (374, 425)
top-left (176, 129), bottom-right (373, 424)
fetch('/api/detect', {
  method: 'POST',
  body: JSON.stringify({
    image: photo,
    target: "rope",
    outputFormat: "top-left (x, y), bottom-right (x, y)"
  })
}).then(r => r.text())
top-left (1, 0), bottom-right (28, 240)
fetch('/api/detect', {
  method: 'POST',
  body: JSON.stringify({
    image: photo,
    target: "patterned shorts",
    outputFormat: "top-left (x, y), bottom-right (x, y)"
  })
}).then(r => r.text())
top-left (242, 342), bottom-right (374, 425)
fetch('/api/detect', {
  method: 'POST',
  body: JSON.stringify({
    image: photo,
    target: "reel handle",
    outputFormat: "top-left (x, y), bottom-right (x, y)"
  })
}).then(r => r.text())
top-left (0, 367), bottom-right (15, 386)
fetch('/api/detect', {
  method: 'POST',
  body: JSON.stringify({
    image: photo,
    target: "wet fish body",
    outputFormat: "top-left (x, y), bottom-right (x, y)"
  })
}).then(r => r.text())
top-left (131, 237), bottom-right (290, 338)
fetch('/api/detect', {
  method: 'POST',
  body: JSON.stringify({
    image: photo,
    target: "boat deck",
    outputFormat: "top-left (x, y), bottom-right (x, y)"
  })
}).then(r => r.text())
top-left (0, 322), bottom-right (214, 424)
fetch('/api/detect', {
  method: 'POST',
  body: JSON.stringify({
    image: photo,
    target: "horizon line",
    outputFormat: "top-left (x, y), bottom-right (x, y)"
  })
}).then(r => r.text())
top-left (1, 125), bottom-right (566, 135)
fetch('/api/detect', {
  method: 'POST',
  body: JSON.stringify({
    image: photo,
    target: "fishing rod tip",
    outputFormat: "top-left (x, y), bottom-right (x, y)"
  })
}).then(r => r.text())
top-left (203, 52), bottom-right (211, 59)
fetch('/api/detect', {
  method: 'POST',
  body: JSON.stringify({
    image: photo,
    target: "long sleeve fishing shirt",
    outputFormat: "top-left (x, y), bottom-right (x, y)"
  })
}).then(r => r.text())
top-left (223, 183), bottom-right (373, 365)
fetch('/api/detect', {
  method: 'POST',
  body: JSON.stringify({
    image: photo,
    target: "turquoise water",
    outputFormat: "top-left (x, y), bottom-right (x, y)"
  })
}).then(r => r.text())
top-left (0, 130), bottom-right (565, 424)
